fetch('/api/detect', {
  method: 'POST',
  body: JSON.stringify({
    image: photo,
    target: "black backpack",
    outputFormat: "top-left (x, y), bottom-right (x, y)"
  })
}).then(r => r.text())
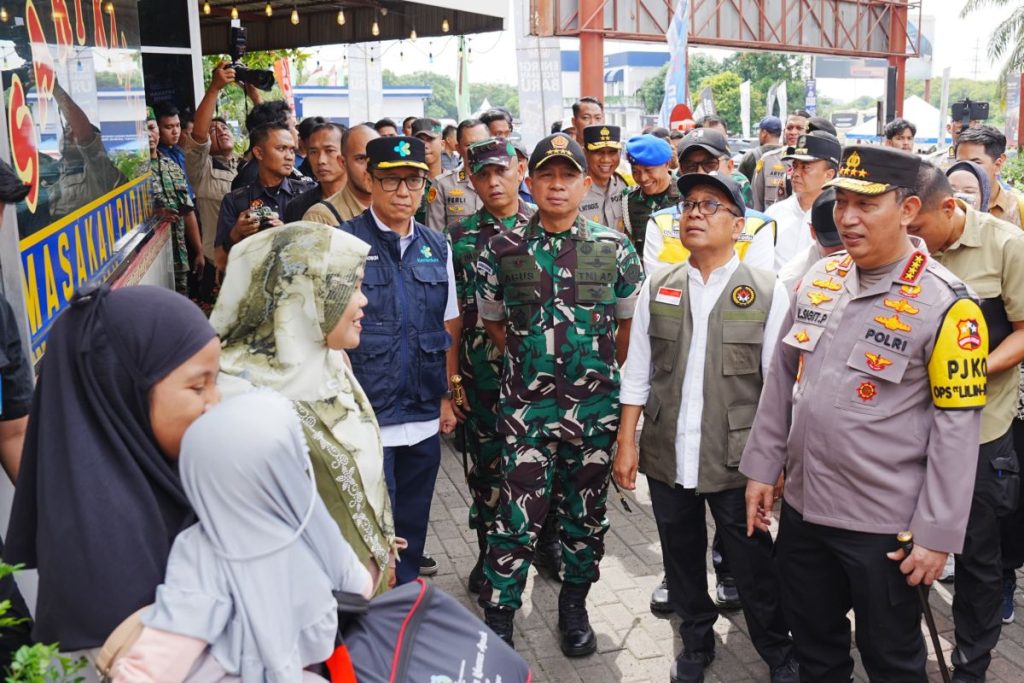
top-left (327, 579), bottom-right (531, 683)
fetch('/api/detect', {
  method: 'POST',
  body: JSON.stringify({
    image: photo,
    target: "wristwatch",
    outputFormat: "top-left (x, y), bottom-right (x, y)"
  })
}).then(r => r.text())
top-left (442, 390), bottom-right (454, 400)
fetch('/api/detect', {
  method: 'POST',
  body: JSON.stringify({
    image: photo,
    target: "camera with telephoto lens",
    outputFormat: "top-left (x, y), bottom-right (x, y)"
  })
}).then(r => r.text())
top-left (228, 25), bottom-right (276, 92)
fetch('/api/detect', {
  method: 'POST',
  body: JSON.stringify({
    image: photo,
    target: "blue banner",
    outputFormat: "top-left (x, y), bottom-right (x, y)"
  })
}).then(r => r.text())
top-left (660, 0), bottom-right (689, 126)
top-left (19, 175), bottom-right (153, 359)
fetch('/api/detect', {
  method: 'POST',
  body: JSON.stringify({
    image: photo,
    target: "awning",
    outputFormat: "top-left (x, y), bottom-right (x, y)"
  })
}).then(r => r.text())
top-left (604, 68), bottom-right (624, 83)
top-left (199, 0), bottom-right (506, 55)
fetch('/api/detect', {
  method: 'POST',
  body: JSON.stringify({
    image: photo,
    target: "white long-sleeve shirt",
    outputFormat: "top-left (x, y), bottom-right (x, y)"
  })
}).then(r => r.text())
top-left (620, 254), bottom-right (790, 488)
top-left (766, 194), bottom-right (814, 272)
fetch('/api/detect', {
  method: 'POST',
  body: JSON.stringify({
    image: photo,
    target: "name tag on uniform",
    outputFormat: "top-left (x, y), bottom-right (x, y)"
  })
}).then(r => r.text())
top-left (655, 287), bottom-right (683, 306)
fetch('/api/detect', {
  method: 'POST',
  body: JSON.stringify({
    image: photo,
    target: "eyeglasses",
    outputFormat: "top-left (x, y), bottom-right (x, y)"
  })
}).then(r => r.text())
top-left (373, 175), bottom-right (427, 192)
top-left (679, 158), bottom-right (721, 174)
top-left (681, 199), bottom-right (742, 217)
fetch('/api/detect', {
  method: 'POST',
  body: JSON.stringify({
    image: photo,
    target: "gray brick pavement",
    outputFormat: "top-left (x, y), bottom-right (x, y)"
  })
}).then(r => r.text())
top-left (425, 439), bottom-right (1024, 682)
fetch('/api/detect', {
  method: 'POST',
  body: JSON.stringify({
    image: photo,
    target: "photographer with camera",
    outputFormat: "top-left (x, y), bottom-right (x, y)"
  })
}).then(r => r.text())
top-left (214, 121), bottom-right (301, 266)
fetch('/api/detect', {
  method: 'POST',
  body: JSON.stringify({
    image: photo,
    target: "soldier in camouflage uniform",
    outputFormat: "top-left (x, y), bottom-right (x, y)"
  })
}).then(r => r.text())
top-left (147, 114), bottom-right (199, 295)
top-left (475, 133), bottom-right (644, 656)
top-left (426, 119), bottom-right (490, 231)
top-left (448, 138), bottom-right (536, 594)
top-left (622, 134), bottom-right (680, 266)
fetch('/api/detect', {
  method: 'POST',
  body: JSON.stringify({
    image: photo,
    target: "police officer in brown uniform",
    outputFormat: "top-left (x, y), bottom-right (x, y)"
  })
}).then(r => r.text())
top-left (741, 146), bottom-right (989, 681)
top-left (426, 119), bottom-right (489, 231)
top-left (579, 125), bottom-right (627, 230)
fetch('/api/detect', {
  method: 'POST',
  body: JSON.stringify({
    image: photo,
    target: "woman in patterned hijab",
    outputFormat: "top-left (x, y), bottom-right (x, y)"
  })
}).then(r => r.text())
top-left (210, 222), bottom-right (395, 594)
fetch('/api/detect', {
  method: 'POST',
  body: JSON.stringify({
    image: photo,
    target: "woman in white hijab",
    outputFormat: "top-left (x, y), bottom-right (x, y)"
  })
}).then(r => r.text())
top-left (210, 222), bottom-right (396, 594)
top-left (114, 391), bottom-right (372, 682)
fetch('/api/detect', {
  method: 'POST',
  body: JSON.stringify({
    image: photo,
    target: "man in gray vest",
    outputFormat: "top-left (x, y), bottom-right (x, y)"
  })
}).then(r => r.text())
top-left (614, 173), bottom-right (797, 683)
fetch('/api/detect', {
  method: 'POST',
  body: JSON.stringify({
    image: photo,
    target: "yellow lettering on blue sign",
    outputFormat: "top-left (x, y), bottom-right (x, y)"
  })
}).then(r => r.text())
top-left (18, 175), bottom-right (152, 356)
top-left (928, 298), bottom-right (988, 409)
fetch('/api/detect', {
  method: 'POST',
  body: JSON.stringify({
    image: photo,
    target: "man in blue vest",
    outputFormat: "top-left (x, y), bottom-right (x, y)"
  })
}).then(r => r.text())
top-left (340, 136), bottom-right (460, 583)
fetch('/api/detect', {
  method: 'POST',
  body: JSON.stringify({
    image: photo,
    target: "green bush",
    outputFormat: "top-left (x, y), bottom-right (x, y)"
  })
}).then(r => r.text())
top-left (1002, 152), bottom-right (1024, 190)
top-left (0, 563), bottom-right (85, 683)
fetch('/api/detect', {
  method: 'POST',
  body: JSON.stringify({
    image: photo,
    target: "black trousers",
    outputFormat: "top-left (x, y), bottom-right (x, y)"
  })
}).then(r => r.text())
top-left (952, 427), bottom-right (1020, 680)
top-left (1000, 418), bottom-right (1024, 573)
top-left (776, 503), bottom-right (926, 683)
top-left (647, 478), bottom-right (792, 668)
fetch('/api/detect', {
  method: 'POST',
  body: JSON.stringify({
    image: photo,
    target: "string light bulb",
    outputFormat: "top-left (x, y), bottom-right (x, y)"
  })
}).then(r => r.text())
top-left (371, 19), bottom-right (379, 36)
top-left (230, 5), bottom-right (238, 18)
top-left (379, 7), bottom-right (387, 16)
top-left (202, 1), bottom-right (210, 15)
top-left (290, 7), bottom-right (299, 24)
top-left (336, 9), bottom-right (344, 25)
top-left (104, 1), bottom-right (113, 12)
top-left (409, 27), bottom-right (416, 41)
top-left (264, 2), bottom-right (272, 16)
top-left (441, 18), bottom-right (449, 32)
top-left (0, 7), bottom-right (8, 22)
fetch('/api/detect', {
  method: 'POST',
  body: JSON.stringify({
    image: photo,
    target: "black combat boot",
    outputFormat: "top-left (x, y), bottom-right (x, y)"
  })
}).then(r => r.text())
top-left (483, 606), bottom-right (515, 648)
top-left (468, 527), bottom-right (487, 594)
top-left (558, 582), bottom-right (597, 657)
top-left (533, 510), bottom-right (562, 581)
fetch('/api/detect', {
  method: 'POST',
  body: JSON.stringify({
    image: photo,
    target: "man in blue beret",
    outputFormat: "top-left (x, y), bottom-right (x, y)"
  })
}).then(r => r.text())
top-left (622, 134), bottom-right (679, 269)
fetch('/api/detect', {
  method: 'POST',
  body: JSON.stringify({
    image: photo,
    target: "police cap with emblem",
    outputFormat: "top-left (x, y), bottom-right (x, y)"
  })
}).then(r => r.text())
top-left (411, 118), bottom-right (443, 139)
top-left (783, 131), bottom-right (842, 166)
top-left (677, 128), bottom-right (730, 159)
top-left (810, 188), bottom-right (841, 248)
top-left (583, 125), bottom-right (623, 151)
top-left (625, 134), bottom-right (673, 167)
top-left (824, 146), bottom-right (920, 196)
top-left (677, 172), bottom-right (746, 216)
top-left (467, 137), bottom-right (516, 175)
top-left (366, 136), bottom-right (430, 172)
top-left (528, 133), bottom-right (587, 173)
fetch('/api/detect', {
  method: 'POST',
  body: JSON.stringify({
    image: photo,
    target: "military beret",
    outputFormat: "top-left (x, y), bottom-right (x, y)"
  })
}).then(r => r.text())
top-left (625, 134), bottom-right (673, 167)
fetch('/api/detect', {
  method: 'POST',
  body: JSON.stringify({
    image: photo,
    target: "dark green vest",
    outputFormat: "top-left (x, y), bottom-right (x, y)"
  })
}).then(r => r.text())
top-left (638, 262), bottom-right (775, 492)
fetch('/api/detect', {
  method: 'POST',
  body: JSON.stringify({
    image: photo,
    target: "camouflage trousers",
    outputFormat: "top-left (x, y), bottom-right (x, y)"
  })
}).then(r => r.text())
top-left (465, 419), bottom-right (504, 533)
top-left (480, 432), bottom-right (615, 610)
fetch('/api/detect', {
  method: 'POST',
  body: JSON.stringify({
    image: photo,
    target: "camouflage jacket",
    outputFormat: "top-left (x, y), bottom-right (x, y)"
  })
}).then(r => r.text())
top-left (150, 154), bottom-right (194, 273)
top-left (476, 213), bottom-right (644, 440)
top-left (448, 201), bottom-right (536, 431)
top-left (623, 182), bottom-right (680, 264)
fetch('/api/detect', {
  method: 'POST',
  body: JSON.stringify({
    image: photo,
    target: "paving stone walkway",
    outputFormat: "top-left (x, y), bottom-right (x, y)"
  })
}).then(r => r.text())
top-left (425, 438), bottom-right (1024, 682)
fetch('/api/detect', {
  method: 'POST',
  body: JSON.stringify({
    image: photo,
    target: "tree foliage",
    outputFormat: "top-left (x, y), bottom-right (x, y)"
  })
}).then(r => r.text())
top-left (695, 71), bottom-right (743, 132)
top-left (961, 0), bottom-right (1024, 96)
top-left (379, 70), bottom-right (517, 121)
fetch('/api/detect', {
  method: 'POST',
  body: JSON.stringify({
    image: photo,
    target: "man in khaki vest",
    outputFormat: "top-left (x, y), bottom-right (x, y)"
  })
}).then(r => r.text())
top-left (615, 173), bottom-right (797, 683)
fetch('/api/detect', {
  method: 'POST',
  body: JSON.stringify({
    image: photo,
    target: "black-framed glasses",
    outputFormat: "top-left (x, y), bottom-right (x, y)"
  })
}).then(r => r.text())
top-left (679, 158), bottom-right (721, 174)
top-left (681, 199), bottom-right (742, 217)
top-left (373, 175), bottom-right (427, 192)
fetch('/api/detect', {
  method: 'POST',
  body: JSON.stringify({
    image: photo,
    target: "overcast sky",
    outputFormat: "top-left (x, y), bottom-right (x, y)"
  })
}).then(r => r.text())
top-left (321, 0), bottom-right (1015, 97)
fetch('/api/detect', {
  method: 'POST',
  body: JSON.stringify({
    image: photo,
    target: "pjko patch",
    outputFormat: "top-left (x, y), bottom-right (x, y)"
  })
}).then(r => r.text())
top-left (928, 298), bottom-right (988, 410)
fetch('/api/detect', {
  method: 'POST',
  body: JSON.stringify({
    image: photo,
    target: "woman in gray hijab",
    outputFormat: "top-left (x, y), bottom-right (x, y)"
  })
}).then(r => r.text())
top-left (113, 391), bottom-right (372, 683)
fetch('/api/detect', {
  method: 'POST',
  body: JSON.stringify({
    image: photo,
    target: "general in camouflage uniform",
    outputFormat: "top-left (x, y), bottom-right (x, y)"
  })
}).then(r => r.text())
top-left (447, 138), bottom-right (535, 593)
top-left (622, 134), bottom-right (680, 264)
top-left (475, 133), bottom-right (644, 657)
top-left (150, 149), bottom-right (195, 294)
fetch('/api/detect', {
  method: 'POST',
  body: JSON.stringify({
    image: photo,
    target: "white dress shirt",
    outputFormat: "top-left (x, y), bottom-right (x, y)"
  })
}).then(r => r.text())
top-left (369, 207), bottom-right (460, 448)
top-left (619, 254), bottom-right (790, 488)
top-left (766, 194), bottom-right (814, 271)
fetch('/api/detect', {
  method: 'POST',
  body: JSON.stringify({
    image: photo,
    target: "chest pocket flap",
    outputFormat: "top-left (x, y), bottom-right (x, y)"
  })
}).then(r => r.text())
top-left (782, 322), bottom-right (825, 353)
top-left (846, 340), bottom-right (910, 384)
top-left (723, 321), bottom-right (763, 376)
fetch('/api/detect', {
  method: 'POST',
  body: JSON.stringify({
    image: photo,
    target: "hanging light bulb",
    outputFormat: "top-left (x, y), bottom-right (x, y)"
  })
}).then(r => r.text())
top-left (371, 19), bottom-right (379, 36)
top-left (202, 0), bottom-right (210, 13)
top-left (409, 27), bottom-right (416, 41)
top-left (104, 1), bottom-right (113, 12)
top-left (230, 5), bottom-right (238, 18)
top-left (290, 7), bottom-right (299, 24)
top-left (441, 18), bottom-right (449, 32)
top-left (0, 7), bottom-right (9, 22)
top-left (264, 2), bottom-right (272, 15)
top-left (379, 7), bottom-right (387, 16)
top-left (336, 9), bottom-right (344, 25)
